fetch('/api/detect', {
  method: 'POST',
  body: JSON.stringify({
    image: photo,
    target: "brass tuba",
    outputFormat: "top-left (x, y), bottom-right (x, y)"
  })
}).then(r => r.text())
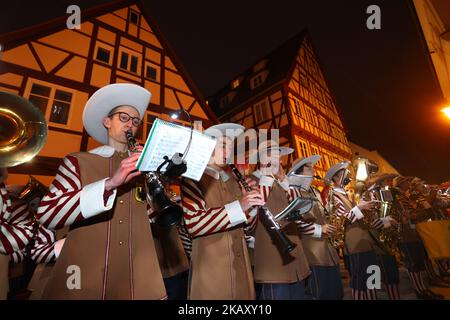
top-left (0, 91), bottom-right (48, 168)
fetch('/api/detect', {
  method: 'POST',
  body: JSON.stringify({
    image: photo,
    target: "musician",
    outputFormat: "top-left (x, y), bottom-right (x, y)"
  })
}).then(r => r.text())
top-left (0, 169), bottom-right (34, 299)
top-left (36, 83), bottom-right (166, 299)
top-left (407, 178), bottom-right (450, 287)
top-left (324, 161), bottom-right (380, 300)
top-left (392, 176), bottom-right (443, 299)
top-left (181, 123), bottom-right (261, 300)
top-left (247, 142), bottom-right (311, 300)
top-left (288, 156), bottom-right (343, 300)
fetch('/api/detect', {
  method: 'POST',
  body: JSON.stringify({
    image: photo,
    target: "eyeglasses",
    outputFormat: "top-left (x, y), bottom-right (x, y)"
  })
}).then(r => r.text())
top-left (109, 112), bottom-right (142, 127)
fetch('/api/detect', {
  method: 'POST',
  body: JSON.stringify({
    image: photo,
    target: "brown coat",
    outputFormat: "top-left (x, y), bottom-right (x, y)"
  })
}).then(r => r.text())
top-left (188, 174), bottom-right (255, 300)
top-left (41, 152), bottom-right (166, 300)
top-left (253, 180), bottom-right (310, 283)
top-left (334, 192), bottom-right (377, 254)
top-left (299, 189), bottom-right (340, 267)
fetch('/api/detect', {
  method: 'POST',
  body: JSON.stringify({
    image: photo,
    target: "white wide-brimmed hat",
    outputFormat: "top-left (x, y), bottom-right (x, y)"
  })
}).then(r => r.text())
top-left (248, 140), bottom-right (294, 164)
top-left (203, 123), bottom-right (245, 139)
top-left (287, 155), bottom-right (321, 176)
top-left (82, 83), bottom-right (151, 144)
top-left (324, 160), bottom-right (351, 185)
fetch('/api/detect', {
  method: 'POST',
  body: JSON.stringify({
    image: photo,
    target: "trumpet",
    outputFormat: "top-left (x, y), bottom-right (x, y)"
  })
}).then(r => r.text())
top-left (229, 164), bottom-right (296, 253)
top-left (125, 129), bottom-right (183, 227)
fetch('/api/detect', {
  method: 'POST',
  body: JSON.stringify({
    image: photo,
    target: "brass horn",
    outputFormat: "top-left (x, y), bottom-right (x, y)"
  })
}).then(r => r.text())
top-left (0, 92), bottom-right (48, 167)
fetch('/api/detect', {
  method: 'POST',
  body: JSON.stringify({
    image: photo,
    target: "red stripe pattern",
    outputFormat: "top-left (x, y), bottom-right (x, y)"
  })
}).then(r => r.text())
top-left (31, 225), bottom-right (57, 264)
top-left (288, 187), bottom-right (317, 235)
top-left (333, 194), bottom-right (358, 223)
top-left (181, 178), bottom-right (252, 238)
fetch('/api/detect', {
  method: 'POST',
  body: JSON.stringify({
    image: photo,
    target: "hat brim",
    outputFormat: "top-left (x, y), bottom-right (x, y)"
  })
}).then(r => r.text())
top-left (83, 83), bottom-right (151, 145)
top-left (248, 146), bottom-right (294, 163)
top-left (204, 123), bottom-right (245, 139)
top-left (288, 155), bottom-right (321, 176)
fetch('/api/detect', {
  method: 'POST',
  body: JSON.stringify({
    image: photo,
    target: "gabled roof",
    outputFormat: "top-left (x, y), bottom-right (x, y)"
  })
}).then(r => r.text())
top-left (209, 30), bottom-right (308, 118)
top-left (0, 0), bottom-right (218, 122)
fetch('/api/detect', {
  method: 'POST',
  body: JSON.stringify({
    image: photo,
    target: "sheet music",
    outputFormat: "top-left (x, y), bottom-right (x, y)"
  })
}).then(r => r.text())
top-left (136, 118), bottom-right (216, 181)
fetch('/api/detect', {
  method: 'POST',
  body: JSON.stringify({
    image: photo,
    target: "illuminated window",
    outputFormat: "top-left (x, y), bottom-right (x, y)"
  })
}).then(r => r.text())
top-left (253, 99), bottom-right (269, 124)
top-left (297, 138), bottom-right (310, 158)
top-left (231, 79), bottom-right (240, 89)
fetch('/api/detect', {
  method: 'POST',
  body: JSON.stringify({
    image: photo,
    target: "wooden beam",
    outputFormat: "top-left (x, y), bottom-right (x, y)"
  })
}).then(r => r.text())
top-left (8, 156), bottom-right (62, 176)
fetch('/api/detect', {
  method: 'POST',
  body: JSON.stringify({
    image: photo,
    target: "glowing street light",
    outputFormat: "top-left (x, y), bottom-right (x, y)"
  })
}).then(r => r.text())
top-left (442, 106), bottom-right (450, 119)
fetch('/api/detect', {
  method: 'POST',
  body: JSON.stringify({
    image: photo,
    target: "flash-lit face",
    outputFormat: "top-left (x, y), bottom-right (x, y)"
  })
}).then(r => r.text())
top-left (103, 105), bottom-right (141, 145)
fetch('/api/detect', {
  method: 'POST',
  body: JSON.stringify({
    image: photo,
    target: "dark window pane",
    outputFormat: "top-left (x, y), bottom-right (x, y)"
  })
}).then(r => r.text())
top-left (129, 11), bottom-right (139, 25)
top-left (30, 84), bottom-right (51, 97)
top-left (120, 52), bottom-right (129, 70)
top-left (96, 47), bottom-right (110, 64)
top-left (54, 90), bottom-right (72, 102)
top-left (146, 66), bottom-right (157, 80)
top-left (130, 56), bottom-right (138, 73)
top-left (49, 101), bottom-right (70, 124)
top-left (28, 95), bottom-right (49, 115)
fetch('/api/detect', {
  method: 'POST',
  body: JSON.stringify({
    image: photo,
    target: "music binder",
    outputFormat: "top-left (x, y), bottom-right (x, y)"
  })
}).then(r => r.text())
top-left (136, 118), bottom-right (217, 181)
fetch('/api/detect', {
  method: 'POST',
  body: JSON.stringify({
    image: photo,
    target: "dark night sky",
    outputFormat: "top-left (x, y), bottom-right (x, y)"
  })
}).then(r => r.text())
top-left (1, 0), bottom-right (449, 183)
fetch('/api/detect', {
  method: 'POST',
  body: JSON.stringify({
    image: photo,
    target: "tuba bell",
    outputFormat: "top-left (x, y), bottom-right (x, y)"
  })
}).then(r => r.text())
top-left (0, 91), bottom-right (48, 168)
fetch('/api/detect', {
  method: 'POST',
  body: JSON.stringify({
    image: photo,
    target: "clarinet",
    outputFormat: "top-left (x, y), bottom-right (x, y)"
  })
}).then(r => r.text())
top-left (229, 164), bottom-right (296, 253)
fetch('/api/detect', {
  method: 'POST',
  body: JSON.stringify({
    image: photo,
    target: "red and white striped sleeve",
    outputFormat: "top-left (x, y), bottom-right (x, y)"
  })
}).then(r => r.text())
top-left (31, 225), bottom-right (57, 264)
top-left (181, 178), bottom-right (246, 238)
top-left (10, 250), bottom-right (25, 263)
top-left (37, 155), bottom-right (117, 229)
top-left (333, 194), bottom-right (361, 224)
top-left (0, 186), bottom-right (34, 255)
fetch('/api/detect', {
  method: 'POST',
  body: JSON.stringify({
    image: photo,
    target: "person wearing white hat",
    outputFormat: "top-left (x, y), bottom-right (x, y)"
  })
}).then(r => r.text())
top-left (248, 141), bottom-right (312, 300)
top-left (181, 123), bottom-right (262, 300)
top-left (35, 83), bottom-right (167, 299)
top-left (286, 155), bottom-right (343, 300)
top-left (324, 161), bottom-right (381, 300)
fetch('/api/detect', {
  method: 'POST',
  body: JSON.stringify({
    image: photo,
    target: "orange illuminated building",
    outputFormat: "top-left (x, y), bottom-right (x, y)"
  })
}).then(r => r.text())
top-left (209, 31), bottom-right (352, 180)
top-left (0, 0), bottom-right (217, 186)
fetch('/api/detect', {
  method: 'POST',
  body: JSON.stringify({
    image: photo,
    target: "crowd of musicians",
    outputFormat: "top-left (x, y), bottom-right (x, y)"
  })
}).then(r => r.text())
top-left (0, 83), bottom-right (449, 300)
